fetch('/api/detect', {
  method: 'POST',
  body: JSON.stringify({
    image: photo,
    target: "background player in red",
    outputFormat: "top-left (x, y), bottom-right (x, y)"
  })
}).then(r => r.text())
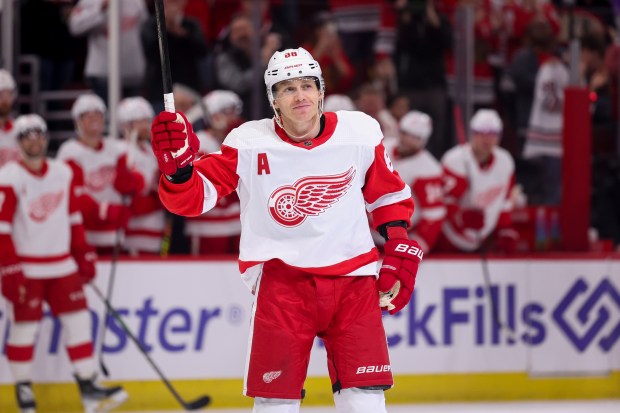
top-left (150, 47), bottom-right (422, 412)
top-left (0, 114), bottom-right (127, 413)
top-left (438, 108), bottom-right (518, 253)
top-left (390, 110), bottom-right (446, 253)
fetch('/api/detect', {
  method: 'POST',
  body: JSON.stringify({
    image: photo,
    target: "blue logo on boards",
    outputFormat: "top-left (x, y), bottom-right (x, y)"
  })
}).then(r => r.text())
top-left (552, 278), bottom-right (620, 353)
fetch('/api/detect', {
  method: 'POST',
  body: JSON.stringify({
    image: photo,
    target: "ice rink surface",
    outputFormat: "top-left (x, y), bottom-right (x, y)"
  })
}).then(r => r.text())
top-left (142, 400), bottom-right (620, 412)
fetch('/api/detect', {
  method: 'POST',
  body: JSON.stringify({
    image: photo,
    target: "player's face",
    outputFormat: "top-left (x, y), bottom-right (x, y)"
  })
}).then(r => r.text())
top-left (398, 131), bottom-right (424, 153)
top-left (78, 110), bottom-right (105, 137)
top-left (0, 90), bottom-right (15, 117)
top-left (18, 130), bottom-right (48, 159)
top-left (273, 78), bottom-right (321, 125)
top-left (129, 119), bottom-right (152, 141)
top-left (470, 132), bottom-right (499, 159)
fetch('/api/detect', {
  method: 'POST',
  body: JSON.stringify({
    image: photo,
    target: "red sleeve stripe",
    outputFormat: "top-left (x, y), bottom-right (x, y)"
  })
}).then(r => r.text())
top-left (195, 170), bottom-right (220, 214)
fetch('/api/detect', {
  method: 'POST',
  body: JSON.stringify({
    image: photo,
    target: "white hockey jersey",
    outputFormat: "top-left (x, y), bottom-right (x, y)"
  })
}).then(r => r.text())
top-left (0, 121), bottom-right (21, 168)
top-left (392, 148), bottom-right (446, 252)
top-left (441, 143), bottom-right (515, 251)
top-left (159, 111), bottom-right (414, 286)
top-left (524, 57), bottom-right (569, 158)
top-left (56, 138), bottom-right (126, 247)
top-left (0, 160), bottom-right (80, 278)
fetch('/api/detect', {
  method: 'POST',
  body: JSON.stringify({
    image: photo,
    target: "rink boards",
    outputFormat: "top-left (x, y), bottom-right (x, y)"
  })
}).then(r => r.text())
top-left (1, 255), bottom-right (619, 412)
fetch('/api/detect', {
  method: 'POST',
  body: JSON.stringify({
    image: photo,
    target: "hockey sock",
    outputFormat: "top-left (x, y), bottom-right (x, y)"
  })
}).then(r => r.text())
top-left (60, 310), bottom-right (96, 379)
top-left (252, 397), bottom-right (301, 413)
top-left (6, 321), bottom-right (39, 382)
top-left (333, 387), bottom-right (387, 413)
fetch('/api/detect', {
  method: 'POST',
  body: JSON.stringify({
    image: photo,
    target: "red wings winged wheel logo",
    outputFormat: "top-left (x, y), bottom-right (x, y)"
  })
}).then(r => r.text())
top-left (268, 167), bottom-right (356, 227)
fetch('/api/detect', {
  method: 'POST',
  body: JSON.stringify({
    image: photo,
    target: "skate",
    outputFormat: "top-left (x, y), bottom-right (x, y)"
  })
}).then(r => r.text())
top-left (15, 381), bottom-right (36, 413)
top-left (75, 374), bottom-right (128, 413)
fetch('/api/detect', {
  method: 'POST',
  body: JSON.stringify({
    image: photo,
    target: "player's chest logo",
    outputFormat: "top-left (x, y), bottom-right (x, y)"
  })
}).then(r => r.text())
top-left (28, 190), bottom-right (64, 222)
top-left (85, 165), bottom-right (116, 192)
top-left (268, 167), bottom-right (356, 227)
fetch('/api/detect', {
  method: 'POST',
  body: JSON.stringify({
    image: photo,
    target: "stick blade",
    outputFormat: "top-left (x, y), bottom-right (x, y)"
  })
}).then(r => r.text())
top-left (185, 395), bottom-right (211, 410)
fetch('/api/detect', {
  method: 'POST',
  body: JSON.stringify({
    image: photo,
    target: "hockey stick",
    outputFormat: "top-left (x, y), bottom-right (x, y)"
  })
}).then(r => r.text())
top-left (98, 128), bottom-right (140, 377)
top-left (90, 284), bottom-right (211, 410)
top-left (154, 0), bottom-right (177, 257)
top-left (453, 104), bottom-right (515, 341)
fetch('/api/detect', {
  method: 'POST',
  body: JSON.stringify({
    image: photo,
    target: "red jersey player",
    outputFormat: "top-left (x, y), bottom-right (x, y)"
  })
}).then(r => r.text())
top-left (150, 47), bottom-right (422, 412)
top-left (0, 114), bottom-right (127, 413)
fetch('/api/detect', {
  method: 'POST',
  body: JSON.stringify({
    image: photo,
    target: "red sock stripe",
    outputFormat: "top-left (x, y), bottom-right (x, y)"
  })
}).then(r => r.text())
top-left (6, 344), bottom-right (35, 362)
top-left (67, 342), bottom-right (94, 361)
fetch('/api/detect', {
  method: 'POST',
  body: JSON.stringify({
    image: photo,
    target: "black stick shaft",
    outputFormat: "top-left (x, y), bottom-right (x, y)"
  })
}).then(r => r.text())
top-left (91, 284), bottom-right (210, 410)
top-left (153, 0), bottom-right (175, 112)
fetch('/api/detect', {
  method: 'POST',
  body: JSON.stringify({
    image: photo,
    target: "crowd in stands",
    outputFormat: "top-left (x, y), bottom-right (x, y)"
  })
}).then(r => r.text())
top-left (5, 0), bottom-right (620, 255)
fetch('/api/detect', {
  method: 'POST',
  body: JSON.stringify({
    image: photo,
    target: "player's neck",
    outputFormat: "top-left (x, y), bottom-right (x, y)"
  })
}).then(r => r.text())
top-left (79, 134), bottom-right (103, 149)
top-left (23, 157), bottom-right (45, 172)
top-left (281, 114), bottom-right (321, 142)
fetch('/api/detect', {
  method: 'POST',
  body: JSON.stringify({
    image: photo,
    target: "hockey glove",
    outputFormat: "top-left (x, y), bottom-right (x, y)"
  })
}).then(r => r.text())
top-left (74, 249), bottom-right (97, 284)
top-left (151, 111), bottom-right (199, 176)
top-left (114, 156), bottom-right (145, 195)
top-left (1, 264), bottom-right (27, 304)
top-left (456, 208), bottom-right (485, 230)
top-left (378, 236), bottom-right (423, 315)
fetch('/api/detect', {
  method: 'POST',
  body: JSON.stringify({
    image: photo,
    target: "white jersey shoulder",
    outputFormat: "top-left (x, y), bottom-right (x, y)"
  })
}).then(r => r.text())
top-left (223, 111), bottom-right (383, 150)
top-left (394, 150), bottom-right (442, 183)
top-left (441, 144), bottom-right (470, 176)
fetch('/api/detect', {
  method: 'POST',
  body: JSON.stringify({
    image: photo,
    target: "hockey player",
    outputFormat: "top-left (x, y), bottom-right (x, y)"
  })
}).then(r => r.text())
top-left (0, 69), bottom-right (20, 168)
top-left (56, 93), bottom-right (132, 253)
top-left (150, 47), bottom-right (422, 412)
top-left (185, 90), bottom-right (243, 255)
top-left (0, 114), bottom-right (128, 413)
top-left (116, 97), bottom-right (165, 255)
top-left (391, 111), bottom-right (446, 253)
top-left (438, 109), bottom-right (518, 253)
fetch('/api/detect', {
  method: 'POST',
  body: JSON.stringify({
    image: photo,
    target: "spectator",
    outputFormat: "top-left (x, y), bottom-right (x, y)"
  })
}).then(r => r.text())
top-left (391, 111), bottom-right (446, 253)
top-left (214, 14), bottom-right (281, 119)
top-left (392, 0), bottom-right (452, 158)
top-left (303, 12), bottom-right (355, 95)
top-left (438, 109), bottom-right (518, 253)
top-left (522, 37), bottom-right (569, 205)
top-left (0, 114), bottom-right (128, 413)
top-left (185, 90), bottom-right (244, 255)
top-left (20, 0), bottom-right (82, 92)
top-left (0, 70), bottom-right (20, 168)
top-left (69, 0), bottom-right (147, 101)
top-left (56, 94), bottom-right (132, 254)
top-left (142, 0), bottom-right (208, 108)
top-left (117, 97), bottom-right (166, 255)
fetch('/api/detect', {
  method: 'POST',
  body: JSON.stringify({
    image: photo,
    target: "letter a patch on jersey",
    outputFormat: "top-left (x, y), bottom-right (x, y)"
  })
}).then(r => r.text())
top-left (257, 153), bottom-right (271, 175)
